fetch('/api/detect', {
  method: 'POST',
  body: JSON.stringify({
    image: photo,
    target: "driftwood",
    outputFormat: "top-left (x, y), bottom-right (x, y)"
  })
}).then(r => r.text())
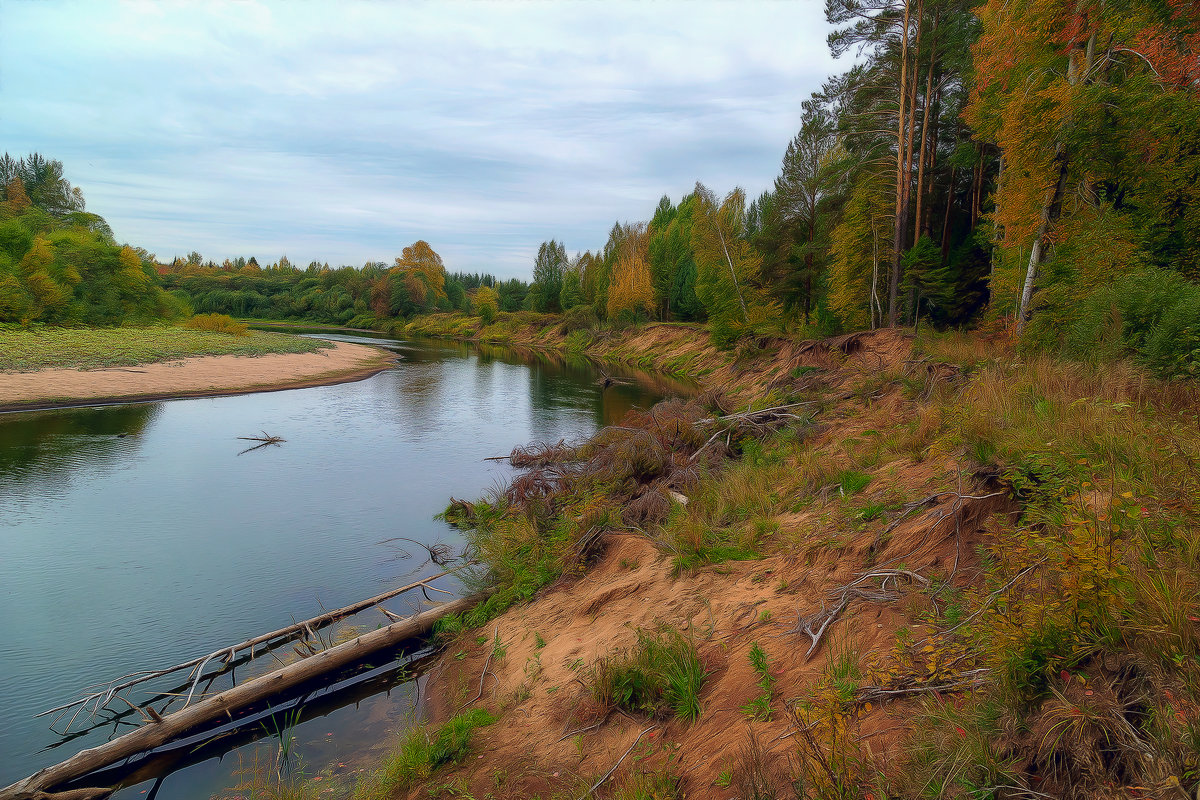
top-left (236, 431), bottom-right (285, 444)
top-left (236, 431), bottom-right (285, 455)
top-left (40, 565), bottom-right (472, 731)
top-left (1, 595), bottom-right (480, 800)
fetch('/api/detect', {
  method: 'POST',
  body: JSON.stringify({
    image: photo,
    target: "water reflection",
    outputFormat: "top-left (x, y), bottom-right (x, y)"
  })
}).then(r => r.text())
top-left (0, 404), bottom-right (160, 505)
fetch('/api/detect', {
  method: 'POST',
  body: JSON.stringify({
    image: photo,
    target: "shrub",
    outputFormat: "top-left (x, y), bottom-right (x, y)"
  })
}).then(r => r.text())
top-left (1058, 267), bottom-right (1200, 378)
top-left (589, 627), bottom-right (707, 722)
top-left (184, 312), bottom-right (249, 336)
top-left (559, 303), bottom-right (600, 334)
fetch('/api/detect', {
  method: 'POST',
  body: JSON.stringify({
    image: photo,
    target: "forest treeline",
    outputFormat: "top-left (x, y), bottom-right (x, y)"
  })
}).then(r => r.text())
top-left (6, 0), bottom-right (1198, 376)
top-left (159, 0), bottom-right (1198, 376)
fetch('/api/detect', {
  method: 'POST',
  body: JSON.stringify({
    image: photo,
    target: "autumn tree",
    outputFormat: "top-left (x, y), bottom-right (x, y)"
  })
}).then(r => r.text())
top-left (394, 240), bottom-right (448, 307)
top-left (3, 177), bottom-right (31, 214)
top-left (606, 223), bottom-right (654, 320)
top-left (969, 0), bottom-right (1200, 336)
top-left (829, 171), bottom-right (894, 329)
top-left (474, 284), bottom-right (500, 323)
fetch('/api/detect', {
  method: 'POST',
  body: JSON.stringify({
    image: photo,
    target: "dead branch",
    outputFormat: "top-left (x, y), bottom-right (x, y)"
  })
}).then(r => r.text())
top-left (785, 569), bottom-right (928, 659)
top-left (236, 431), bottom-right (286, 455)
top-left (926, 562), bottom-right (1042, 642)
top-left (575, 725), bottom-right (657, 799)
top-left (39, 564), bottom-right (473, 728)
top-left (457, 626), bottom-right (500, 712)
top-left (855, 669), bottom-right (991, 704)
top-left (236, 431), bottom-right (285, 444)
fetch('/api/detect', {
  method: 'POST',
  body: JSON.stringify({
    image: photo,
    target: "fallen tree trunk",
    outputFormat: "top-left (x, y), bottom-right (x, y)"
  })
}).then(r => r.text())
top-left (1, 594), bottom-right (480, 800)
top-left (41, 565), bottom-right (471, 727)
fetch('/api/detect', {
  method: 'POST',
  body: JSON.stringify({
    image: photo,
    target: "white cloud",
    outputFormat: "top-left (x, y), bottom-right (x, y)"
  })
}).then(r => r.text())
top-left (0, 0), bottom-right (842, 277)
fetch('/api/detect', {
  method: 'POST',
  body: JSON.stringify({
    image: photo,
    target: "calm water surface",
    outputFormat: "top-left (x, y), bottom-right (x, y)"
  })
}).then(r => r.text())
top-left (0, 334), bottom-right (686, 797)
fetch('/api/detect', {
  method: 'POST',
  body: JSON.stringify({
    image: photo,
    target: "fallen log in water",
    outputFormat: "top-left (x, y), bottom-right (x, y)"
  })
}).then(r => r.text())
top-left (40, 565), bottom-right (471, 730)
top-left (0, 595), bottom-right (480, 800)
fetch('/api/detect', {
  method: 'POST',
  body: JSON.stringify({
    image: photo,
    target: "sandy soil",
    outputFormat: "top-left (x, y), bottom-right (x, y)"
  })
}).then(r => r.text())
top-left (0, 341), bottom-right (397, 411)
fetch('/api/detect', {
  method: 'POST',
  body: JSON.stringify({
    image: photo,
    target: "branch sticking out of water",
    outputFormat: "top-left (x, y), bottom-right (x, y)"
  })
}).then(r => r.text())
top-left (237, 431), bottom-right (286, 455)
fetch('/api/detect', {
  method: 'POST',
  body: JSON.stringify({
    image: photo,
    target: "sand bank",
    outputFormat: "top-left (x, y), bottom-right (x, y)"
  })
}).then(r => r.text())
top-left (0, 341), bottom-right (396, 412)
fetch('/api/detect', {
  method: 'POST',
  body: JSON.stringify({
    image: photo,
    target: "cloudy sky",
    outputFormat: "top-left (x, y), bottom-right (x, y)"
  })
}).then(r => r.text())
top-left (1, 0), bottom-right (839, 279)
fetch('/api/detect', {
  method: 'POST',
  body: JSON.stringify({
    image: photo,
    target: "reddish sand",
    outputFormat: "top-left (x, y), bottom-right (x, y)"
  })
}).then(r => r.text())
top-left (0, 341), bottom-right (396, 411)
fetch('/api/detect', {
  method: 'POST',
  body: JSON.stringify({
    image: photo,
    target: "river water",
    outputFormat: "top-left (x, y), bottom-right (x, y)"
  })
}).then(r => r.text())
top-left (0, 333), bottom-right (685, 798)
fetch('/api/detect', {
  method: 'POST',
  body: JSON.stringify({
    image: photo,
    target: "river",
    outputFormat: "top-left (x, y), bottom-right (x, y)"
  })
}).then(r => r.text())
top-left (0, 333), bottom-right (686, 798)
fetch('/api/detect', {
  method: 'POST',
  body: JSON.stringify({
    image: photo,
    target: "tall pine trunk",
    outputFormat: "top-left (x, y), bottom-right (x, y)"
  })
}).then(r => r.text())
top-left (940, 164), bottom-right (957, 264)
top-left (914, 14), bottom-right (939, 242)
top-left (888, 0), bottom-right (914, 327)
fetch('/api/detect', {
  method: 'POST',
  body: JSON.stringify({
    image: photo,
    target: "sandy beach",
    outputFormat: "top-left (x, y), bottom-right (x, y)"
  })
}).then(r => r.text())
top-left (0, 340), bottom-right (396, 412)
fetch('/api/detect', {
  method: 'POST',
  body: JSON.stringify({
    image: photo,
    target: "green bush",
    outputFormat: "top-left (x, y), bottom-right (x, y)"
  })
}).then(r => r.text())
top-left (559, 303), bottom-right (600, 334)
top-left (1144, 295), bottom-right (1200, 379)
top-left (184, 312), bottom-right (249, 336)
top-left (356, 709), bottom-right (496, 798)
top-left (1058, 267), bottom-right (1200, 378)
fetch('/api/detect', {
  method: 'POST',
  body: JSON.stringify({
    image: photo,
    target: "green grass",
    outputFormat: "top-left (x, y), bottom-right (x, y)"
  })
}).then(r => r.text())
top-left (353, 709), bottom-right (497, 799)
top-left (613, 768), bottom-right (683, 800)
top-left (0, 325), bottom-right (332, 371)
top-left (589, 628), bottom-right (707, 723)
top-left (740, 642), bottom-right (776, 721)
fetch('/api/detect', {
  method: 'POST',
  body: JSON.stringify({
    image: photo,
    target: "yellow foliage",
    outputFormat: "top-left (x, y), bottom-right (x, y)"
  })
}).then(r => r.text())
top-left (184, 313), bottom-right (249, 336)
top-left (606, 223), bottom-right (654, 319)
top-left (473, 285), bottom-right (499, 320)
top-left (4, 177), bottom-right (31, 214)
top-left (394, 240), bottom-right (447, 302)
top-left (116, 245), bottom-right (150, 294)
top-left (829, 174), bottom-right (892, 329)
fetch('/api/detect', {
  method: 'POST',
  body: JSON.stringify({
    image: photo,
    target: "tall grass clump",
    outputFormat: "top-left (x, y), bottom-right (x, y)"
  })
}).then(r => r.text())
top-left (589, 628), bottom-right (707, 722)
top-left (612, 768), bottom-right (683, 800)
top-left (184, 312), bottom-right (249, 336)
top-left (354, 709), bottom-right (496, 799)
top-left (661, 429), bottom-right (808, 573)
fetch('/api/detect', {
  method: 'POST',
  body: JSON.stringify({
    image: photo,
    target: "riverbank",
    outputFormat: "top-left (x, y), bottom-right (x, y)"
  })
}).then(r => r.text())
top-left (402, 311), bottom-right (828, 400)
top-left (352, 321), bottom-right (1200, 799)
top-left (0, 340), bottom-right (396, 412)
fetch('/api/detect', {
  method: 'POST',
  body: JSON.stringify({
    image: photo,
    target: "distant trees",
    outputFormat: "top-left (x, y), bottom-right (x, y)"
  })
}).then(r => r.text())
top-left (529, 239), bottom-right (568, 312)
top-left (0, 153), bottom-right (86, 218)
top-left (163, 241), bottom-right (491, 326)
top-left (13, 0), bottom-right (1200, 375)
